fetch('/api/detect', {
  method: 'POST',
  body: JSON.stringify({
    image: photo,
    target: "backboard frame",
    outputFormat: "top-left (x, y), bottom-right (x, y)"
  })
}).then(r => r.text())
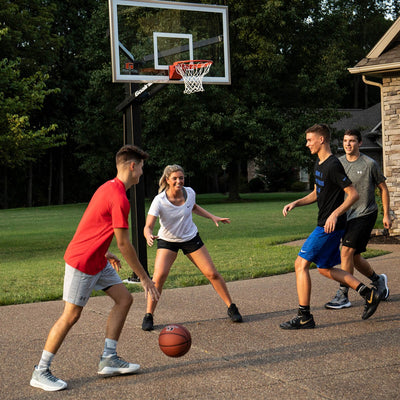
top-left (108, 0), bottom-right (230, 85)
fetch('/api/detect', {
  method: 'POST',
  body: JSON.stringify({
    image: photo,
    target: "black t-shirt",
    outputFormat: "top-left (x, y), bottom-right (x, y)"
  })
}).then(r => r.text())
top-left (314, 155), bottom-right (352, 230)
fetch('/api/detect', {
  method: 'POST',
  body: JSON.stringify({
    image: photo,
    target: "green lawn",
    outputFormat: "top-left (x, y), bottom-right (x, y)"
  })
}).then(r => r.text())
top-left (0, 193), bottom-right (387, 305)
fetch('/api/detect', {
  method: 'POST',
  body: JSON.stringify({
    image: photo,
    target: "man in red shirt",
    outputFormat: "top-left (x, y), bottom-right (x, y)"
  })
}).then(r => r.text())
top-left (30, 145), bottom-right (160, 392)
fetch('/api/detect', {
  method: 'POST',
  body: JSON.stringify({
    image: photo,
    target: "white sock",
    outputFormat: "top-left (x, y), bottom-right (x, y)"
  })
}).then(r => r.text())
top-left (103, 338), bottom-right (118, 357)
top-left (38, 350), bottom-right (55, 370)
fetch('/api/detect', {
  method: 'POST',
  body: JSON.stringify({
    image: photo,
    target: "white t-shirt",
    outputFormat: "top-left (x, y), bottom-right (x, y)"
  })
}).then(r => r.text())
top-left (148, 187), bottom-right (198, 242)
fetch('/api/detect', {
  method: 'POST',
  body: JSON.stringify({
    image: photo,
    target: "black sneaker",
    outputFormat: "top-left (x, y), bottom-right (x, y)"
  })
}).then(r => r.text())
top-left (227, 303), bottom-right (243, 322)
top-left (362, 288), bottom-right (381, 320)
top-left (142, 313), bottom-right (154, 331)
top-left (280, 314), bottom-right (315, 330)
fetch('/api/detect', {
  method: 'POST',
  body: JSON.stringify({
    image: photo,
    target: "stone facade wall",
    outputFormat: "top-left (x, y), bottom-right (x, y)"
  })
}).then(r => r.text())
top-left (382, 76), bottom-right (400, 235)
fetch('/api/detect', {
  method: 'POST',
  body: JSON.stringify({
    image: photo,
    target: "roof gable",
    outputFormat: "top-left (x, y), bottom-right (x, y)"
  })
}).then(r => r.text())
top-left (367, 17), bottom-right (400, 58)
top-left (349, 16), bottom-right (400, 75)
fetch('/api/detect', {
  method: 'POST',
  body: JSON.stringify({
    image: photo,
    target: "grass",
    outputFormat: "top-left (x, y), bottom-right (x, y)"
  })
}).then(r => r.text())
top-left (0, 192), bottom-right (387, 306)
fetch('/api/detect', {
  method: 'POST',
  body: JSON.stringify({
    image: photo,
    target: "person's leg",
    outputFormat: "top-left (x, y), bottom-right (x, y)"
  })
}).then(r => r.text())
top-left (280, 256), bottom-right (315, 330)
top-left (341, 245), bottom-right (355, 274)
top-left (318, 267), bottom-right (381, 319)
top-left (354, 254), bottom-right (389, 299)
top-left (186, 245), bottom-right (242, 322)
top-left (103, 283), bottom-right (133, 341)
top-left (318, 267), bottom-right (362, 290)
top-left (324, 245), bottom-right (355, 309)
top-left (142, 249), bottom-right (177, 331)
top-left (186, 246), bottom-right (232, 306)
top-left (147, 249), bottom-right (177, 314)
top-left (294, 256), bottom-right (312, 306)
top-left (43, 302), bottom-right (83, 355)
top-left (329, 211), bottom-right (388, 301)
top-left (353, 253), bottom-right (373, 277)
top-left (30, 301), bottom-right (82, 391)
top-left (97, 283), bottom-right (140, 376)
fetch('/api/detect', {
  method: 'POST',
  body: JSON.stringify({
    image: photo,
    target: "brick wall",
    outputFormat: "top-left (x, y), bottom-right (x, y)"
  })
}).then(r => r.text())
top-left (382, 76), bottom-right (400, 235)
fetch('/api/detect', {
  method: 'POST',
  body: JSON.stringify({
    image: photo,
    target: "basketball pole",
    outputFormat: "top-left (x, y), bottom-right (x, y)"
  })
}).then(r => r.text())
top-left (120, 82), bottom-right (148, 279)
top-left (118, 82), bottom-right (166, 280)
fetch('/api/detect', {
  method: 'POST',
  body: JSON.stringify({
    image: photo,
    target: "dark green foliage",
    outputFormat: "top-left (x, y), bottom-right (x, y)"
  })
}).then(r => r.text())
top-left (1, 0), bottom-right (398, 207)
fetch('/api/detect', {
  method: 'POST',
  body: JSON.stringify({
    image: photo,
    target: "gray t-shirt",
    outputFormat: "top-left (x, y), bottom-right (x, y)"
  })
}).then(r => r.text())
top-left (339, 153), bottom-right (386, 221)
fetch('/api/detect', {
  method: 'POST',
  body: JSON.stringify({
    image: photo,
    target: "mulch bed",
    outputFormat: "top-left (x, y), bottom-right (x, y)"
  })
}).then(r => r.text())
top-left (369, 235), bottom-right (400, 244)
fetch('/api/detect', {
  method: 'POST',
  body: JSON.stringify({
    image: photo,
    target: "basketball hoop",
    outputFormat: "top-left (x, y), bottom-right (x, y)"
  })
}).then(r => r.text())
top-left (169, 60), bottom-right (213, 94)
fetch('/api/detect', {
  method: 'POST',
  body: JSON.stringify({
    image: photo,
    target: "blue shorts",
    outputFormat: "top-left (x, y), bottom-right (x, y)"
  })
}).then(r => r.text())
top-left (298, 226), bottom-right (344, 269)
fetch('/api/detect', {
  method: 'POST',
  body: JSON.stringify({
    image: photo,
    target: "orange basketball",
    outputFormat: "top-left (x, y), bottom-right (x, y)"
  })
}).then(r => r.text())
top-left (158, 324), bottom-right (191, 357)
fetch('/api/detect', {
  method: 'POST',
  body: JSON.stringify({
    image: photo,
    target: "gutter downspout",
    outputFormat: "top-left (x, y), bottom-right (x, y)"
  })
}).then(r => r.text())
top-left (361, 75), bottom-right (386, 175)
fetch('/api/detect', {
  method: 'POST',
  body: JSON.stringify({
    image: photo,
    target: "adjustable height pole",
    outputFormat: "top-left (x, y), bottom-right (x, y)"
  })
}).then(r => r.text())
top-left (122, 83), bottom-right (149, 277)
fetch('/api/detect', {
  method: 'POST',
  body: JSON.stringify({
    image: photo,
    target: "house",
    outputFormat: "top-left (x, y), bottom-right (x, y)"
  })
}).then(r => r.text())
top-left (348, 16), bottom-right (400, 235)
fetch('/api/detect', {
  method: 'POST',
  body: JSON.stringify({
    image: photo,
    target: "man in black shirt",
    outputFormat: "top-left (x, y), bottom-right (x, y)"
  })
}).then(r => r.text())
top-left (280, 124), bottom-right (382, 329)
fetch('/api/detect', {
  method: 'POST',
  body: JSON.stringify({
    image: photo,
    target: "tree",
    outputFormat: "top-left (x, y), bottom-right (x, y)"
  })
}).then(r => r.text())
top-left (0, 0), bottom-right (67, 207)
top-left (0, 27), bottom-right (65, 207)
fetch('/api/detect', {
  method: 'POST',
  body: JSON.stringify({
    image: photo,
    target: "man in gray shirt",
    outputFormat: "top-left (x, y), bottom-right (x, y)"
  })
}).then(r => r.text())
top-left (325, 129), bottom-right (392, 309)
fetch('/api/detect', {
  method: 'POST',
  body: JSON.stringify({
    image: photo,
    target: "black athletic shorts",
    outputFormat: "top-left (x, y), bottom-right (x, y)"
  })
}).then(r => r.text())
top-left (157, 232), bottom-right (204, 255)
top-left (342, 210), bottom-right (378, 255)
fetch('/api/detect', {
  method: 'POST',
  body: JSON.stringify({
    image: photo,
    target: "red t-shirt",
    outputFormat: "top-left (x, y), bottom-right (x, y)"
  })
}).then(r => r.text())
top-left (64, 177), bottom-right (129, 275)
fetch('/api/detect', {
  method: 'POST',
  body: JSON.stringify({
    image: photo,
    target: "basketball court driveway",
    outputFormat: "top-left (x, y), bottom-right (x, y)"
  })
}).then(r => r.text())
top-left (1, 242), bottom-right (399, 400)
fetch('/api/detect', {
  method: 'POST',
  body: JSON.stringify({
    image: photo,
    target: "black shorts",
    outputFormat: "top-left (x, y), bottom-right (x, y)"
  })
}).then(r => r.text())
top-left (342, 210), bottom-right (378, 255)
top-left (157, 233), bottom-right (204, 255)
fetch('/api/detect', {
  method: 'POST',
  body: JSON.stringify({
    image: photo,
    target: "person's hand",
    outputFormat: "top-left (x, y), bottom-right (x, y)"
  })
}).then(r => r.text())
top-left (383, 215), bottom-right (392, 230)
top-left (141, 276), bottom-right (160, 302)
top-left (145, 234), bottom-right (159, 247)
top-left (283, 202), bottom-right (296, 217)
top-left (324, 213), bottom-right (337, 233)
top-left (106, 251), bottom-right (122, 272)
top-left (211, 216), bottom-right (230, 227)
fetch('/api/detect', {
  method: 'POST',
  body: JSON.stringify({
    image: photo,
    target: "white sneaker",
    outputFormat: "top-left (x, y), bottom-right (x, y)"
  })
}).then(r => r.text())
top-left (30, 366), bottom-right (67, 391)
top-left (122, 276), bottom-right (141, 284)
top-left (375, 274), bottom-right (389, 300)
top-left (325, 288), bottom-right (352, 309)
top-left (98, 355), bottom-right (140, 376)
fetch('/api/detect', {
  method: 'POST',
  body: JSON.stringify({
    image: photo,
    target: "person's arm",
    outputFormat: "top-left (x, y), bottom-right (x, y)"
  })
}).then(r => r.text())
top-left (324, 185), bottom-right (359, 233)
top-left (192, 204), bottom-right (230, 227)
top-left (282, 186), bottom-right (317, 217)
top-left (114, 227), bottom-right (160, 301)
top-left (377, 181), bottom-right (392, 229)
top-left (143, 214), bottom-right (159, 246)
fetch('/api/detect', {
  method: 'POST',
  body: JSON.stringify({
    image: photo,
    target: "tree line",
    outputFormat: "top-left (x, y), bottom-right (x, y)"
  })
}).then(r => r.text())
top-left (1, 0), bottom-right (398, 208)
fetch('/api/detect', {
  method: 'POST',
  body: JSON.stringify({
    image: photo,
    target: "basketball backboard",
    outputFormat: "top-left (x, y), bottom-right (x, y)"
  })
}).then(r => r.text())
top-left (108, 0), bottom-right (230, 85)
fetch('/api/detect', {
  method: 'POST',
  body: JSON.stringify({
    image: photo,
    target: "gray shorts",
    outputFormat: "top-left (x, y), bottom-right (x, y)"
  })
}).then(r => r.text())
top-left (63, 262), bottom-right (122, 307)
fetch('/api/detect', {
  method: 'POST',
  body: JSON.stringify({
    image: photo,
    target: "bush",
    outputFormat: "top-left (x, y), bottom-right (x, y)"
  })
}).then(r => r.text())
top-left (248, 177), bottom-right (265, 192)
top-left (290, 181), bottom-right (307, 192)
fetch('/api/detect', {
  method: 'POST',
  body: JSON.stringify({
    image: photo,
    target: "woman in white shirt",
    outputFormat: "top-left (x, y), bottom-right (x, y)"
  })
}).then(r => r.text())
top-left (142, 164), bottom-right (243, 331)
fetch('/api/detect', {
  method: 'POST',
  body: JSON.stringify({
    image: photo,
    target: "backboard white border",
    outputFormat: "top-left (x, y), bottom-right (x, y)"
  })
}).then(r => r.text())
top-left (108, 0), bottom-right (230, 84)
top-left (153, 33), bottom-right (193, 70)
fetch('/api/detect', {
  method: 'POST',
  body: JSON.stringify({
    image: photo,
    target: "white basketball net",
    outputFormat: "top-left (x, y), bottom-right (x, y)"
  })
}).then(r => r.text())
top-left (174, 60), bottom-right (213, 94)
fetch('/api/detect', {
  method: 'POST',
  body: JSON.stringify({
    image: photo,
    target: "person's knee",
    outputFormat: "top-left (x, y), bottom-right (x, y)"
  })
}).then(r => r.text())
top-left (294, 257), bottom-right (308, 273)
top-left (205, 270), bottom-right (221, 282)
top-left (119, 292), bottom-right (133, 309)
top-left (62, 307), bottom-right (82, 326)
top-left (153, 273), bottom-right (168, 289)
top-left (341, 246), bottom-right (354, 260)
top-left (318, 268), bottom-right (330, 278)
